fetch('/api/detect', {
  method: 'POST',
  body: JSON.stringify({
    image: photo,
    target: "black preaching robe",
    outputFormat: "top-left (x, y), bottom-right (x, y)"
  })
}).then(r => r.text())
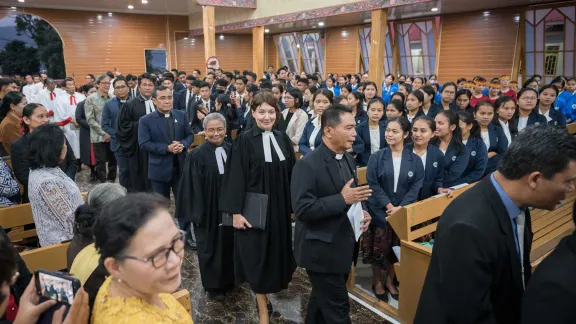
top-left (219, 126), bottom-right (297, 294)
top-left (115, 96), bottom-right (151, 192)
top-left (175, 141), bottom-right (235, 291)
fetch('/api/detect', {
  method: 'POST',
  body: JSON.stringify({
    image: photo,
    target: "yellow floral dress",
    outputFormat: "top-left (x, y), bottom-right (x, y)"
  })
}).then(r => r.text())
top-left (91, 276), bottom-right (193, 324)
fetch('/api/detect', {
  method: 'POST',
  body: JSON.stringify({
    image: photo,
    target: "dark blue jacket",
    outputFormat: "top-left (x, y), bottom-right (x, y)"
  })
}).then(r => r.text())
top-left (460, 137), bottom-right (488, 185)
top-left (138, 110), bottom-right (194, 182)
top-left (433, 139), bottom-right (469, 188)
top-left (485, 123), bottom-right (509, 174)
top-left (513, 110), bottom-right (548, 131)
top-left (298, 117), bottom-right (322, 156)
top-left (366, 148), bottom-right (424, 228)
top-left (536, 105), bottom-right (567, 128)
top-left (352, 120), bottom-right (387, 167)
top-left (101, 97), bottom-right (125, 153)
top-left (405, 143), bottom-right (444, 200)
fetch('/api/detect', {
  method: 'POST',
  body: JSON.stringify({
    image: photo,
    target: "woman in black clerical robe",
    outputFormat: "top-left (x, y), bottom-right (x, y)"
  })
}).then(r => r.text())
top-left (219, 91), bottom-right (296, 323)
top-left (175, 113), bottom-right (234, 301)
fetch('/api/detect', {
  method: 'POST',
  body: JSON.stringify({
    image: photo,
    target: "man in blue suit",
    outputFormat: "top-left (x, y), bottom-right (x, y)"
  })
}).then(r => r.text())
top-left (138, 85), bottom-right (194, 200)
top-left (102, 76), bottom-right (131, 189)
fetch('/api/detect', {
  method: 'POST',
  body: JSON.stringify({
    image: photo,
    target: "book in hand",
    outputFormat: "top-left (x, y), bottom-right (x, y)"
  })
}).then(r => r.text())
top-left (222, 192), bottom-right (268, 230)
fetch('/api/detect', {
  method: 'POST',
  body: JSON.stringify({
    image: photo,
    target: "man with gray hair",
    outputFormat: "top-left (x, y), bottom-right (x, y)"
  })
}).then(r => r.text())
top-left (85, 74), bottom-right (117, 183)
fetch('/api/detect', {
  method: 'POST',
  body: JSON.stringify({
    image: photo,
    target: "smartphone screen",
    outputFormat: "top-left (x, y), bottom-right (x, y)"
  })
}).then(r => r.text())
top-left (36, 271), bottom-right (77, 305)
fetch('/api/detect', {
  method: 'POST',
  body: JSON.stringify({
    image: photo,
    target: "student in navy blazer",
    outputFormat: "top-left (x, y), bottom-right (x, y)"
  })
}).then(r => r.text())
top-left (432, 110), bottom-right (469, 188)
top-left (471, 101), bottom-right (509, 175)
top-left (298, 116), bottom-right (322, 156)
top-left (457, 111), bottom-right (488, 185)
top-left (536, 84), bottom-right (566, 127)
top-left (138, 86), bottom-right (194, 199)
top-left (365, 116), bottom-right (424, 300)
top-left (514, 88), bottom-right (548, 132)
top-left (407, 115), bottom-right (446, 200)
top-left (352, 98), bottom-right (387, 167)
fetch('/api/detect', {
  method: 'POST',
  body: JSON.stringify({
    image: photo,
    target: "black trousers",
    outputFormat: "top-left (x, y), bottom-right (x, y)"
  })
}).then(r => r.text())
top-left (93, 142), bottom-right (117, 183)
top-left (305, 270), bottom-right (351, 324)
top-left (114, 150), bottom-right (131, 189)
top-left (150, 170), bottom-right (180, 200)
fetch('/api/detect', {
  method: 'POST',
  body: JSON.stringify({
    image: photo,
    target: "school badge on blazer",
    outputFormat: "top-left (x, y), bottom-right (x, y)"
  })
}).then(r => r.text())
top-left (471, 151), bottom-right (476, 156)
top-left (452, 156), bottom-right (456, 161)
top-left (408, 171), bottom-right (414, 177)
top-left (433, 162), bottom-right (438, 168)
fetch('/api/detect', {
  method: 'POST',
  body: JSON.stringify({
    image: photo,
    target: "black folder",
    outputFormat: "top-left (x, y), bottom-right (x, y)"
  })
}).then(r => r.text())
top-left (222, 192), bottom-right (268, 230)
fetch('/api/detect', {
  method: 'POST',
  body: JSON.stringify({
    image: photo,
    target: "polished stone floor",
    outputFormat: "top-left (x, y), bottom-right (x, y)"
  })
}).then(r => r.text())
top-left (76, 166), bottom-right (389, 323)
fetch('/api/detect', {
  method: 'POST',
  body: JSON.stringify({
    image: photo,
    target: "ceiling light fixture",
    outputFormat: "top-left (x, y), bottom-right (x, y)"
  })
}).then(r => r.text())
top-left (318, 22), bottom-right (324, 26)
top-left (108, 12), bottom-right (113, 16)
top-left (483, 11), bottom-right (490, 16)
top-left (142, 0), bottom-right (148, 3)
top-left (219, 35), bottom-right (224, 40)
top-left (184, 37), bottom-right (188, 39)
top-left (431, 7), bottom-right (438, 12)
top-left (10, 6), bottom-right (16, 9)
top-left (128, 5), bottom-right (134, 9)
top-left (97, 14), bottom-right (102, 20)
top-left (264, 29), bottom-right (270, 33)
top-left (18, 0), bottom-right (24, 3)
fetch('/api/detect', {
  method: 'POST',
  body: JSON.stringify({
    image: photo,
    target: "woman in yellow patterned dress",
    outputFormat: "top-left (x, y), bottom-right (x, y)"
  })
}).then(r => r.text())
top-left (91, 193), bottom-right (192, 324)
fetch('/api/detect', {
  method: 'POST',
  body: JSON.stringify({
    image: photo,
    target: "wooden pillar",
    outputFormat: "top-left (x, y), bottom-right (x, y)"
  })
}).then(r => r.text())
top-left (253, 26), bottom-right (265, 79)
top-left (368, 9), bottom-right (388, 97)
top-left (202, 5), bottom-right (216, 73)
top-left (512, 12), bottom-right (525, 83)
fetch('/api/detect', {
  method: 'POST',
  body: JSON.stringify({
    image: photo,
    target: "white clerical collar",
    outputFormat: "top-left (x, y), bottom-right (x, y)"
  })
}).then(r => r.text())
top-left (335, 154), bottom-right (343, 160)
top-left (215, 146), bottom-right (227, 174)
top-left (164, 113), bottom-right (170, 118)
top-left (262, 131), bottom-right (286, 163)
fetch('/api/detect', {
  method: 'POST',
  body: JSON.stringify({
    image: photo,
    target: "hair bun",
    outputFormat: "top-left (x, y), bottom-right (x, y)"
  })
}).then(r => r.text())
top-left (74, 204), bottom-right (96, 237)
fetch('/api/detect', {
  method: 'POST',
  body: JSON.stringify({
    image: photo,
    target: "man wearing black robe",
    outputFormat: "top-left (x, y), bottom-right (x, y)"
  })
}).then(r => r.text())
top-left (115, 73), bottom-right (156, 192)
top-left (175, 113), bottom-right (234, 300)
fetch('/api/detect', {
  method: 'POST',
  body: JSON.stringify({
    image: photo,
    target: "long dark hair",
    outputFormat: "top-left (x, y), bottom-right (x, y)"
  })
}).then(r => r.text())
top-left (21, 103), bottom-right (43, 134)
top-left (0, 91), bottom-right (24, 122)
top-left (348, 91), bottom-right (364, 113)
top-left (492, 96), bottom-right (518, 135)
top-left (458, 111), bottom-right (480, 139)
top-left (433, 110), bottom-right (465, 154)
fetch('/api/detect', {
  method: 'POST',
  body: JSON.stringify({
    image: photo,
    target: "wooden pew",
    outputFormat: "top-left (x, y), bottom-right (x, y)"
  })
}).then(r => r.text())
top-left (383, 184), bottom-right (575, 324)
top-left (567, 123), bottom-right (576, 134)
top-left (21, 242), bottom-right (70, 272)
top-left (0, 204), bottom-right (37, 242)
top-left (231, 129), bottom-right (238, 140)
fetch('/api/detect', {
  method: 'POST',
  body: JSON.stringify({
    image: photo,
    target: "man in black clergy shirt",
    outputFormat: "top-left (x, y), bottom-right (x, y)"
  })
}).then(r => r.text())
top-left (415, 126), bottom-right (576, 324)
top-left (115, 73), bottom-right (157, 192)
top-left (291, 104), bottom-right (372, 324)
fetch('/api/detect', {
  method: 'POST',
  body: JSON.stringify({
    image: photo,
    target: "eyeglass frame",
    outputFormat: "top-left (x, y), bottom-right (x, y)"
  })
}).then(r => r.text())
top-left (120, 230), bottom-right (186, 269)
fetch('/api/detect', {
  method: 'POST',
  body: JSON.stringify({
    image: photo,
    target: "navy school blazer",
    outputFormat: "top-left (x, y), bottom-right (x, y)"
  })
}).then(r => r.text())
top-left (536, 104), bottom-right (567, 128)
top-left (512, 110), bottom-right (548, 131)
top-left (405, 143), bottom-right (445, 200)
top-left (298, 117), bottom-right (323, 156)
top-left (433, 139), bottom-right (469, 188)
top-left (485, 123), bottom-right (509, 174)
top-left (460, 137), bottom-right (488, 185)
top-left (366, 148), bottom-right (425, 228)
top-left (352, 120), bottom-right (387, 167)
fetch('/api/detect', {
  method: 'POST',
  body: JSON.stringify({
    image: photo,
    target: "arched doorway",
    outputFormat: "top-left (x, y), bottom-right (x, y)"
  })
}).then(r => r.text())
top-left (0, 12), bottom-right (65, 78)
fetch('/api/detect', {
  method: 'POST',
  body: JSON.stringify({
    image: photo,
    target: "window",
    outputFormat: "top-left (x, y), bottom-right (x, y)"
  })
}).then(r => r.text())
top-left (358, 25), bottom-right (394, 75)
top-left (144, 49), bottom-right (167, 74)
top-left (396, 19), bottom-right (439, 76)
top-left (274, 34), bottom-right (299, 73)
top-left (297, 32), bottom-right (324, 75)
top-left (525, 7), bottom-right (575, 83)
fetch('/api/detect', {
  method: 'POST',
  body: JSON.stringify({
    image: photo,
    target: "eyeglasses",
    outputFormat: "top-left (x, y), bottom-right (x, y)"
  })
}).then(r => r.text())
top-left (121, 230), bottom-right (186, 269)
top-left (284, 96), bottom-right (294, 100)
top-left (520, 97), bottom-right (537, 101)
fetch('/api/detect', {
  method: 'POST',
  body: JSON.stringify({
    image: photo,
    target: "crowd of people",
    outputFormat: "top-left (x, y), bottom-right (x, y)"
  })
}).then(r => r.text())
top-left (0, 64), bottom-right (575, 324)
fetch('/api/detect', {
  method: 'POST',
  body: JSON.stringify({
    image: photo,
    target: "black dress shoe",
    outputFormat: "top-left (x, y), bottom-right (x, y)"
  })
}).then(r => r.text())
top-left (372, 284), bottom-right (389, 302)
top-left (386, 285), bottom-right (399, 301)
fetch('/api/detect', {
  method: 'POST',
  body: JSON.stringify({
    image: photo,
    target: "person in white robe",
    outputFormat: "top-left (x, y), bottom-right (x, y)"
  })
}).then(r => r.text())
top-left (54, 78), bottom-right (85, 159)
top-left (34, 79), bottom-right (59, 120)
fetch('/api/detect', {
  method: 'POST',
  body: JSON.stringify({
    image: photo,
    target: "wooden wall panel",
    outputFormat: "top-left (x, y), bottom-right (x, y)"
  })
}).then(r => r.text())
top-left (325, 26), bottom-right (360, 75)
top-left (9, 8), bottom-right (188, 81)
top-left (266, 36), bottom-right (278, 70)
top-left (437, 8), bottom-right (521, 83)
top-left (176, 34), bottom-right (253, 73)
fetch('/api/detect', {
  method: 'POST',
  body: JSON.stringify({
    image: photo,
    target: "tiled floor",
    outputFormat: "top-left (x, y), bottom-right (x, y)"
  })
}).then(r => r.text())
top-left (76, 166), bottom-right (390, 323)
